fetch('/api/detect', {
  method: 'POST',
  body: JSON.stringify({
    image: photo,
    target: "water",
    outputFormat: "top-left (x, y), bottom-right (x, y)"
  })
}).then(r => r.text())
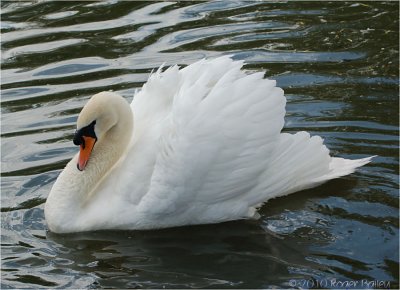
top-left (1, 1), bottom-right (398, 288)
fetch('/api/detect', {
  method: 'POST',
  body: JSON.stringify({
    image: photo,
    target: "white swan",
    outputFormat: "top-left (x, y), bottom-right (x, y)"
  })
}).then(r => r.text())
top-left (45, 56), bottom-right (373, 233)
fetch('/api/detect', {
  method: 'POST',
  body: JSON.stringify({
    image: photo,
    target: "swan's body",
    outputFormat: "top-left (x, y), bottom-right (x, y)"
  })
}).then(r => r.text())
top-left (45, 56), bottom-right (372, 233)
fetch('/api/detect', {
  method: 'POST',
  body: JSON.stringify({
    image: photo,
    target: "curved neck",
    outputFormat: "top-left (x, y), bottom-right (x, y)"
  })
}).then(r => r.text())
top-left (45, 102), bottom-right (133, 233)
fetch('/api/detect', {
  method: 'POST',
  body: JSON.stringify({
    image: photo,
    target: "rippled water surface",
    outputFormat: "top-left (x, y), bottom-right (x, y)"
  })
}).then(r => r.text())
top-left (1, 1), bottom-right (399, 289)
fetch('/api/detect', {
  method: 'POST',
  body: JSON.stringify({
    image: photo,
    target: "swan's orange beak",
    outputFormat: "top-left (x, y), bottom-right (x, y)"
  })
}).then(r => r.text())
top-left (78, 136), bottom-right (96, 171)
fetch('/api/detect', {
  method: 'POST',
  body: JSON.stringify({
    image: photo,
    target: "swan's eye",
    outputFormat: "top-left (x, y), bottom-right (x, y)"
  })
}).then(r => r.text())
top-left (73, 120), bottom-right (97, 147)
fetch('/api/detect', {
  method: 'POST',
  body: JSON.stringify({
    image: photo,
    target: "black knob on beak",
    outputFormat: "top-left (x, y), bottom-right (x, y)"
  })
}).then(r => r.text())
top-left (73, 130), bottom-right (85, 149)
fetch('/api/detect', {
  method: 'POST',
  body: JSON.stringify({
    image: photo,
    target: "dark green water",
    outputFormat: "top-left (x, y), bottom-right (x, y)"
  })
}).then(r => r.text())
top-left (1, 1), bottom-right (398, 289)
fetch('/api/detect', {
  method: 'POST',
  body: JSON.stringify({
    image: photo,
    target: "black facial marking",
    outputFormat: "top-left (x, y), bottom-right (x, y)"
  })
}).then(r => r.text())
top-left (73, 120), bottom-right (97, 148)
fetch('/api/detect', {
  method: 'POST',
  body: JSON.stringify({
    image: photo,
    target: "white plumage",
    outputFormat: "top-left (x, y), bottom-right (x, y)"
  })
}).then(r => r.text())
top-left (45, 56), bottom-right (373, 233)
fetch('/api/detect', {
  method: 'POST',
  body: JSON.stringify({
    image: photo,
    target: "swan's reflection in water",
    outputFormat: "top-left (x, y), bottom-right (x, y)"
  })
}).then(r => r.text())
top-left (47, 220), bottom-right (321, 288)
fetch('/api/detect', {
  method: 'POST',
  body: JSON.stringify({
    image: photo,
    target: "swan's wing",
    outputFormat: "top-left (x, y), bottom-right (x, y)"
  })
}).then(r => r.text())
top-left (135, 56), bottom-right (286, 224)
top-left (125, 56), bottom-right (371, 229)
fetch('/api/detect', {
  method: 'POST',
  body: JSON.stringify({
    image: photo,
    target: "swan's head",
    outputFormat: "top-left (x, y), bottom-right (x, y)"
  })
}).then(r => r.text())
top-left (73, 91), bottom-right (133, 171)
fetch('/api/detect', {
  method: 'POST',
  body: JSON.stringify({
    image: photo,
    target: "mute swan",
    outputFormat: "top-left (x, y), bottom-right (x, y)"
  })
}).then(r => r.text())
top-left (45, 56), bottom-right (373, 233)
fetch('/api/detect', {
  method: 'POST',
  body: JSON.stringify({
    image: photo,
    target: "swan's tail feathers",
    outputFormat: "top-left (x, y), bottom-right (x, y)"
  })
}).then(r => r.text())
top-left (314, 155), bottom-right (375, 183)
top-left (247, 131), bottom-right (374, 208)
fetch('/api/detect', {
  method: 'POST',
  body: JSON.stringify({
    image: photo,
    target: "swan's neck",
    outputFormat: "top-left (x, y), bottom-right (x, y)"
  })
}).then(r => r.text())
top-left (45, 104), bottom-right (133, 233)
